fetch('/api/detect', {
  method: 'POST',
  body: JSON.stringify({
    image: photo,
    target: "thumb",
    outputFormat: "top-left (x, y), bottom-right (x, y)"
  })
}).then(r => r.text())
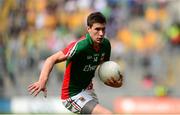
top-left (42, 88), bottom-right (47, 98)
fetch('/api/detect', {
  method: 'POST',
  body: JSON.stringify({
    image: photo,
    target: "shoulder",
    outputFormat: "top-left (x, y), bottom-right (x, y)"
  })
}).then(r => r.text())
top-left (102, 37), bottom-right (111, 47)
top-left (68, 36), bottom-right (87, 49)
top-left (103, 37), bottom-right (110, 42)
top-left (62, 36), bottom-right (85, 55)
top-left (76, 38), bottom-right (89, 50)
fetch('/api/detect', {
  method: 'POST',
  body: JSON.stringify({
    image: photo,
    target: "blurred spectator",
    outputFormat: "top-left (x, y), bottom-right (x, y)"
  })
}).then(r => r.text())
top-left (0, 35), bottom-right (6, 97)
top-left (0, 34), bottom-right (17, 97)
top-left (167, 21), bottom-right (180, 46)
top-left (154, 84), bottom-right (169, 97)
top-left (128, 0), bottom-right (145, 17)
top-left (142, 73), bottom-right (155, 89)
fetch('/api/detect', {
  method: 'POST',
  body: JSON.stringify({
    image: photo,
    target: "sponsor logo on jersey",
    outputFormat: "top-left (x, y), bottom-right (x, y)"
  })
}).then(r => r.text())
top-left (83, 64), bottom-right (97, 72)
top-left (87, 55), bottom-right (93, 60)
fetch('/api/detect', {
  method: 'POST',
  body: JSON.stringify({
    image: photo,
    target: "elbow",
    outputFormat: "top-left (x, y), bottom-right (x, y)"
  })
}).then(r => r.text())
top-left (45, 51), bottom-right (67, 64)
top-left (46, 56), bottom-right (56, 66)
top-left (55, 56), bottom-right (67, 64)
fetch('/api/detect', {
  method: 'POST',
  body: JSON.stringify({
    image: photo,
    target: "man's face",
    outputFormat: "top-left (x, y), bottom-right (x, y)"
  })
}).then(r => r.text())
top-left (87, 23), bottom-right (106, 45)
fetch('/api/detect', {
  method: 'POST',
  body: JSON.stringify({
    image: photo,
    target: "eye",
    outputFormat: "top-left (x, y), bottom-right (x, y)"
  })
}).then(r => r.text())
top-left (95, 28), bottom-right (100, 31)
top-left (102, 28), bottom-right (105, 32)
top-left (95, 27), bottom-right (105, 32)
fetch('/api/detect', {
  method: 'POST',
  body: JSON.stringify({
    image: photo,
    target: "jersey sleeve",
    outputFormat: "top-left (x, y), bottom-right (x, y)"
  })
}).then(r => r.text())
top-left (62, 36), bottom-right (85, 60)
top-left (62, 41), bottom-right (79, 59)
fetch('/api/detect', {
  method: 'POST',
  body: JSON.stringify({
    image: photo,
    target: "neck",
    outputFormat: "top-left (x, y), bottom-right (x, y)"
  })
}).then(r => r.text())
top-left (93, 43), bottom-right (100, 47)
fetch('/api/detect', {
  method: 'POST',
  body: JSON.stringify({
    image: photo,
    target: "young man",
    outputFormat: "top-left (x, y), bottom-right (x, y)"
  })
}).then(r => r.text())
top-left (28, 12), bottom-right (123, 114)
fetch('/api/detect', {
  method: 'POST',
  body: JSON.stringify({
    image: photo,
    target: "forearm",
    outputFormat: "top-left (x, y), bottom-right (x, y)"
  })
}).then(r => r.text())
top-left (28, 51), bottom-right (67, 97)
top-left (38, 57), bottom-right (55, 84)
top-left (38, 51), bottom-right (67, 85)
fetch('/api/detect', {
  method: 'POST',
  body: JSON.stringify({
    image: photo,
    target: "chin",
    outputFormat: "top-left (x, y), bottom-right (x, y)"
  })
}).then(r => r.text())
top-left (97, 40), bottom-right (103, 44)
top-left (94, 41), bottom-right (101, 45)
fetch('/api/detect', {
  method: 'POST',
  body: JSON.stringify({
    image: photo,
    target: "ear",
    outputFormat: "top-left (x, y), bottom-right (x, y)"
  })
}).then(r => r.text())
top-left (87, 26), bottom-right (91, 32)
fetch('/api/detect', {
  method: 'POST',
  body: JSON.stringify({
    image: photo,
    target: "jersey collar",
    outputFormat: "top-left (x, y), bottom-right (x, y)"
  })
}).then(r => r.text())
top-left (86, 33), bottom-right (104, 52)
top-left (86, 33), bottom-right (93, 45)
top-left (86, 33), bottom-right (105, 45)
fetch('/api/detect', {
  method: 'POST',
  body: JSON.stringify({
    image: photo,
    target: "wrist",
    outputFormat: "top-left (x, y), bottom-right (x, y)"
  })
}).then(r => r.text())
top-left (39, 77), bottom-right (47, 85)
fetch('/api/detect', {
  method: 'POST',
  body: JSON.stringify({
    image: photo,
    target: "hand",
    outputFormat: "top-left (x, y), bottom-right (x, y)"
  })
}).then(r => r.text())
top-left (104, 74), bottom-right (123, 88)
top-left (28, 81), bottom-right (47, 97)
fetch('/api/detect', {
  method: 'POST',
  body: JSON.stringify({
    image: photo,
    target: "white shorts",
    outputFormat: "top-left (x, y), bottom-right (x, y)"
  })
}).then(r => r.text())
top-left (62, 88), bottom-right (98, 114)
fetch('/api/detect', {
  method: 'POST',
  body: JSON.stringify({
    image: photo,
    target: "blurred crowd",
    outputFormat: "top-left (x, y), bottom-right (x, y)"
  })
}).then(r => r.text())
top-left (0, 0), bottom-right (180, 98)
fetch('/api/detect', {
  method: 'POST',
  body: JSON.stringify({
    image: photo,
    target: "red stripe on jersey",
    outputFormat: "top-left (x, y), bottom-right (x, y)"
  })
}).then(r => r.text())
top-left (61, 62), bottom-right (72, 99)
top-left (61, 36), bottom-right (85, 99)
top-left (62, 36), bottom-right (85, 57)
top-left (62, 41), bottom-right (77, 56)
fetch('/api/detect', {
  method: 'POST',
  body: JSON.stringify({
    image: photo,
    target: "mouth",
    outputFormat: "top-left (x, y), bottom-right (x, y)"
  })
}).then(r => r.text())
top-left (97, 38), bottom-right (103, 42)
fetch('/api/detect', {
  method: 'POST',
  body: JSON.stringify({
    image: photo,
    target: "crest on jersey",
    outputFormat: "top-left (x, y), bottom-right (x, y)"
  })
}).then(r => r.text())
top-left (93, 56), bottom-right (98, 62)
top-left (100, 53), bottom-right (105, 62)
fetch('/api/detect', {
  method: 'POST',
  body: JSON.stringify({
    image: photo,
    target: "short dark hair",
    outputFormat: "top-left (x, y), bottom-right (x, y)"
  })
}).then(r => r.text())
top-left (87, 12), bottom-right (106, 27)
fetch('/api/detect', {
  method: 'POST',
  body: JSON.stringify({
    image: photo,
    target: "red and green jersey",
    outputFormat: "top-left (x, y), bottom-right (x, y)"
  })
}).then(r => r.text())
top-left (61, 33), bottom-right (111, 99)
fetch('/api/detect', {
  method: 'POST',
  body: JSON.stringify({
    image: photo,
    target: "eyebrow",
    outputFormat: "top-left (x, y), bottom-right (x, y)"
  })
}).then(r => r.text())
top-left (95, 27), bottom-right (105, 30)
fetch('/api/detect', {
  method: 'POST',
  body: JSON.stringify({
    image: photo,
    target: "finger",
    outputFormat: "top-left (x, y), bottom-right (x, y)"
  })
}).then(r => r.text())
top-left (104, 79), bottom-right (110, 85)
top-left (105, 79), bottom-right (111, 84)
top-left (116, 79), bottom-right (123, 87)
top-left (28, 83), bottom-right (35, 90)
top-left (111, 77), bottom-right (116, 82)
top-left (108, 77), bottom-right (115, 84)
top-left (118, 75), bottom-right (123, 83)
top-left (28, 83), bottom-right (34, 88)
top-left (118, 73), bottom-right (123, 81)
top-left (33, 88), bottom-right (41, 97)
top-left (43, 88), bottom-right (47, 98)
top-left (29, 86), bottom-right (39, 95)
top-left (104, 82), bottom-right (111, 86)
top-left (106, 78), bottom-right (111, 82)
top-left (116, 79), bottom-right (121, 84)
top-left (28, 84), bottom-right (36, 92)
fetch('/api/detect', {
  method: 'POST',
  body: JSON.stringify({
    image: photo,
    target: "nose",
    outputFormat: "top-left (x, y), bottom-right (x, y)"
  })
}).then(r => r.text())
top-left (99, 30), bottom-right (104, 36)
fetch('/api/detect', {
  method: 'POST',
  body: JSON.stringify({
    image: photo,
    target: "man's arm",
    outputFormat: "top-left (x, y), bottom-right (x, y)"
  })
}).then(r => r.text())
top-left (28, 51), bottom-right (67, 97)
